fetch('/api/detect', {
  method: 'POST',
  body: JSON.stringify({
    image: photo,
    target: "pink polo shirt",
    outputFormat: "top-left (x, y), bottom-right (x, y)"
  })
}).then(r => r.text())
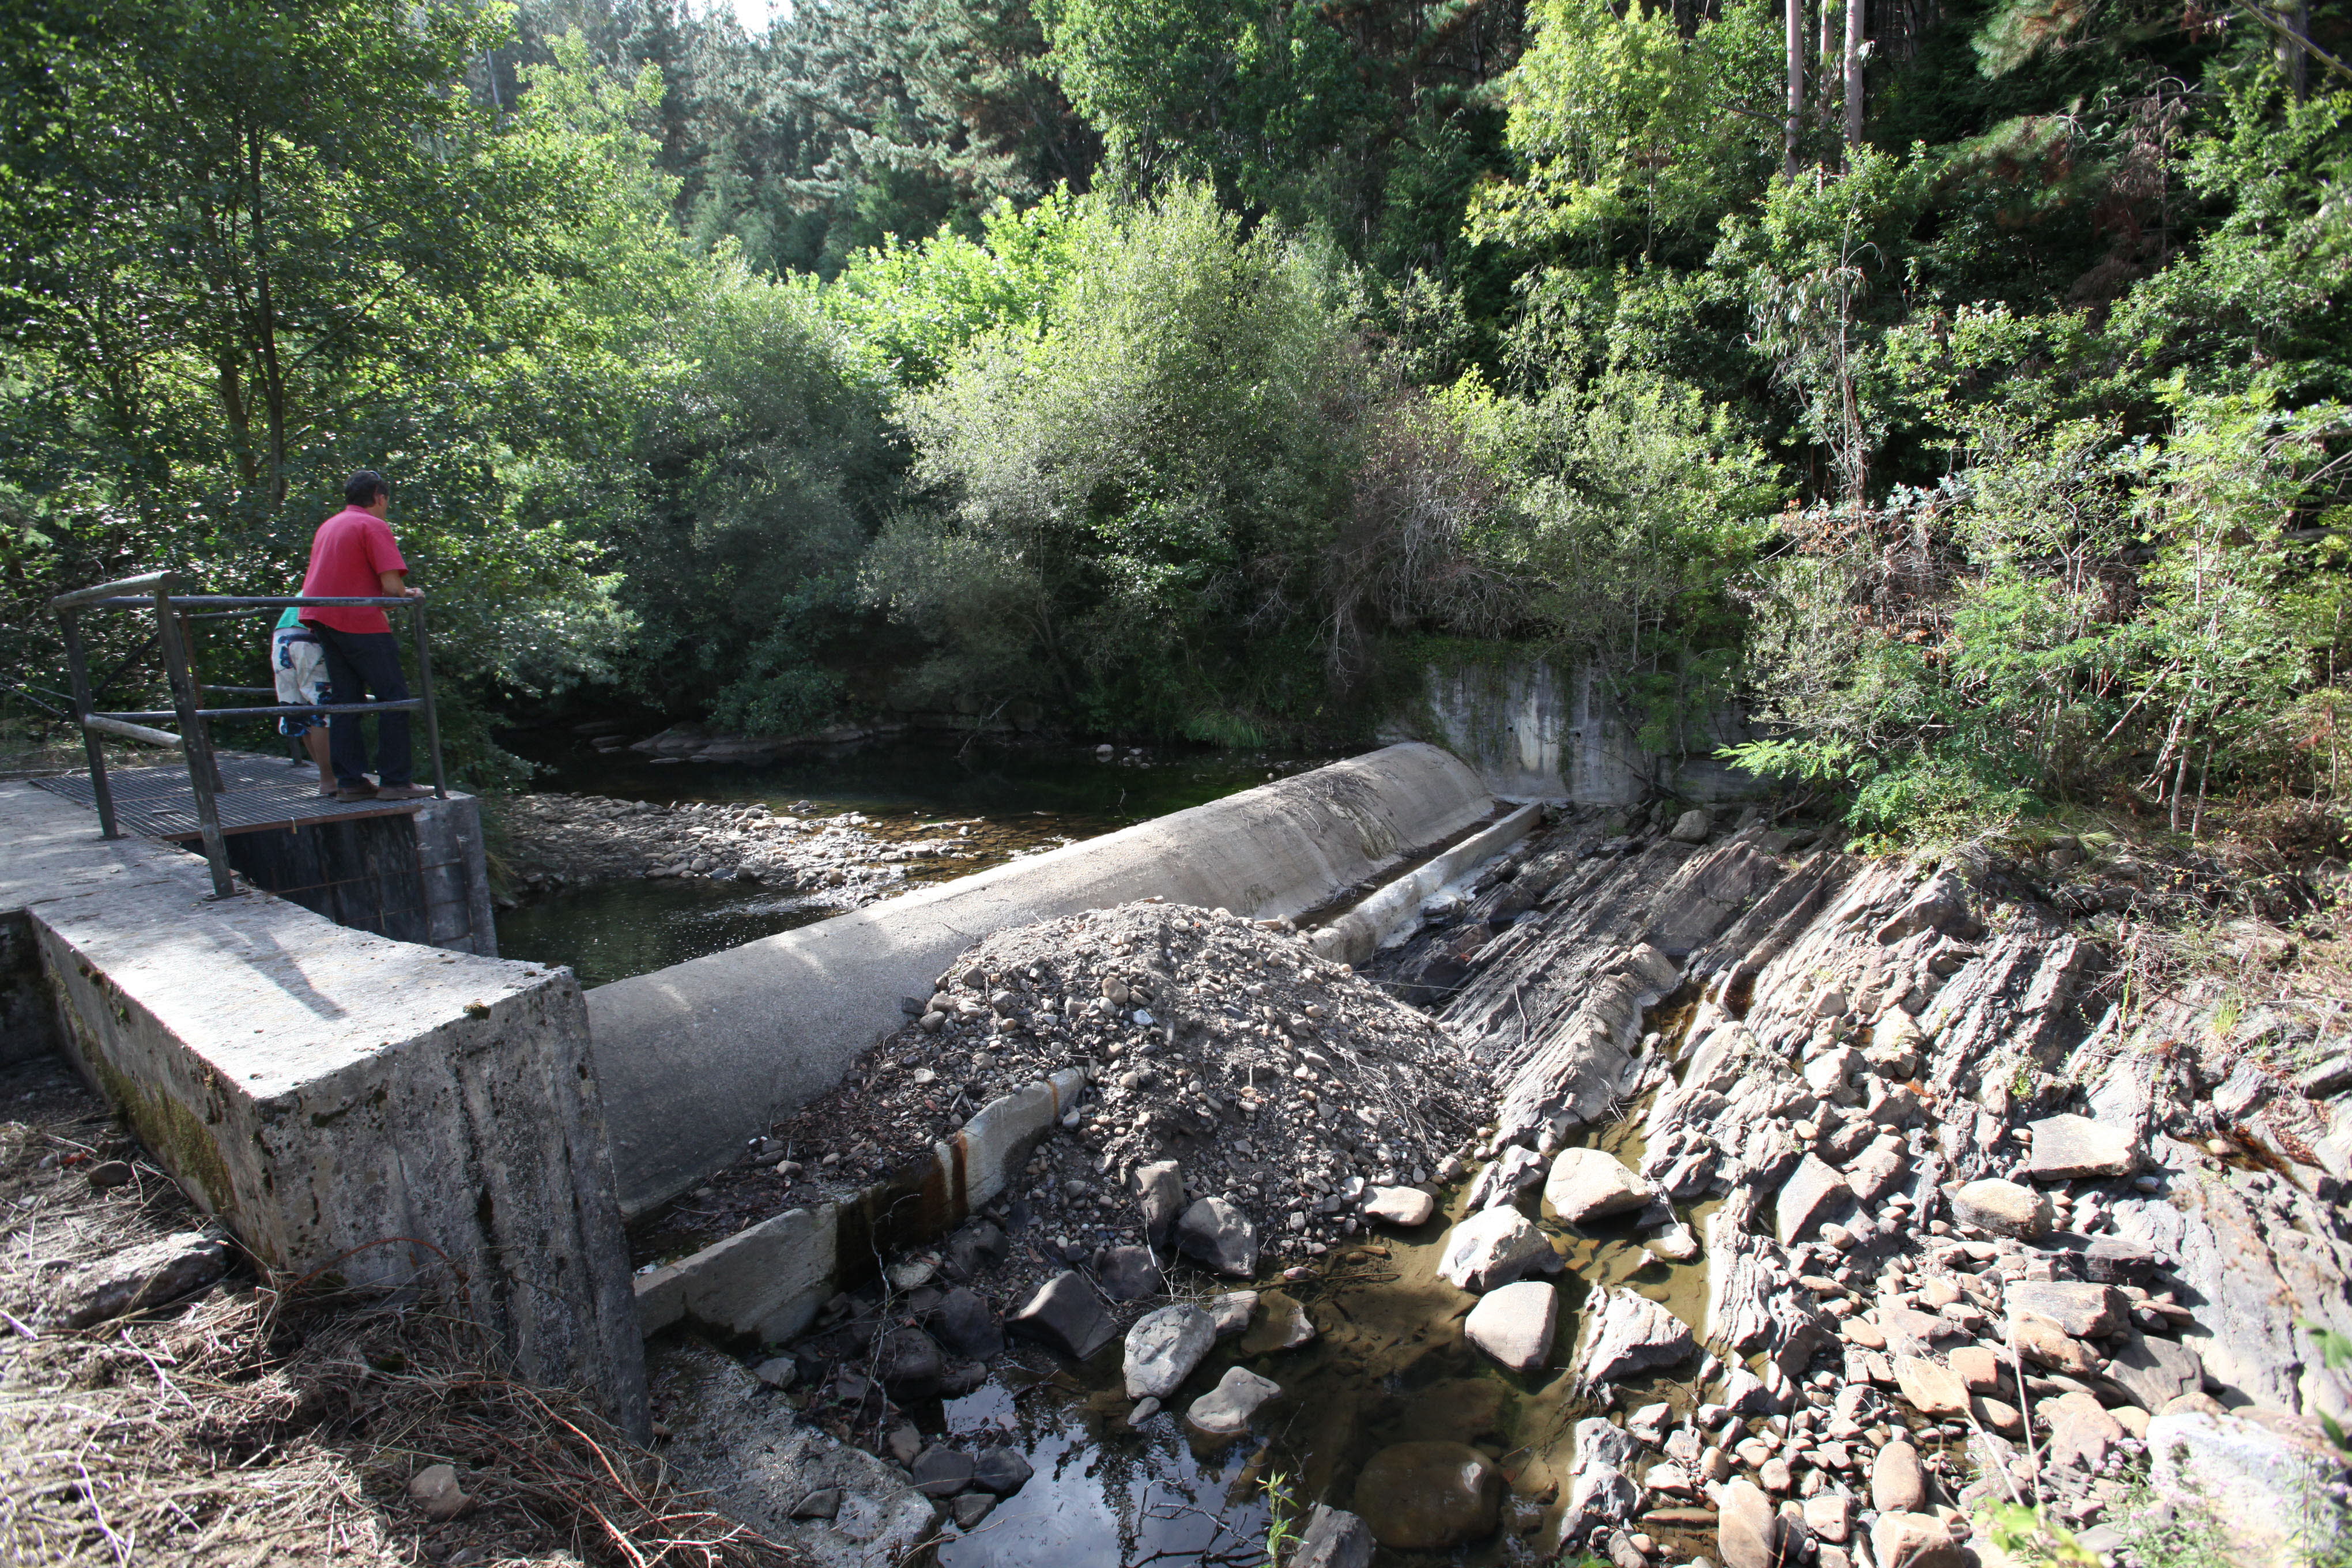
top-left (298, 508), bottom-right (408, 634)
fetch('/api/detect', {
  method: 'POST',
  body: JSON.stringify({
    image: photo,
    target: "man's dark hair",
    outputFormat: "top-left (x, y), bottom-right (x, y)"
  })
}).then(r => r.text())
top-left (344, 470), bottom-right (389, 507)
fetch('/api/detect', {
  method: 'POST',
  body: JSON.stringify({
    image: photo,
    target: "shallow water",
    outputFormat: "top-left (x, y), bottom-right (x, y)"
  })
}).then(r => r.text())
top-left (492, 733), bottom-right (1349, 986)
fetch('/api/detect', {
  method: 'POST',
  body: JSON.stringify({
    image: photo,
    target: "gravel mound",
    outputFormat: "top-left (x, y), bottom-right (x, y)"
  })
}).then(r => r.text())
top-left (650, 900), bottom-right (1488, 1269)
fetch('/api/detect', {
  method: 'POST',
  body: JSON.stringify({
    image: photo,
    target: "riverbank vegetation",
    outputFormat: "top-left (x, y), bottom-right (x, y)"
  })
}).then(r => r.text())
top-left (5, 0), bottom-right (2350, 839)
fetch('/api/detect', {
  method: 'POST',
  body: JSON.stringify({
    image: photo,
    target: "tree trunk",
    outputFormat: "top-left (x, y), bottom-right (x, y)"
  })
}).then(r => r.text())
top-left (1785, 0), bottom-right (1804, 176)
top-left (247, 125), bottom-right (288, 506)
top-left (1844, 0), bottom-right (1865, 150)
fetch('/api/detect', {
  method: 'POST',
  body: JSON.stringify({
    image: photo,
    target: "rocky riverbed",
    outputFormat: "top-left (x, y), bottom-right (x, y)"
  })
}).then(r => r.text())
top-left (496, 791), bottom-right (994, 901)
top-left (647, 802), bottom-right (2352, 1568)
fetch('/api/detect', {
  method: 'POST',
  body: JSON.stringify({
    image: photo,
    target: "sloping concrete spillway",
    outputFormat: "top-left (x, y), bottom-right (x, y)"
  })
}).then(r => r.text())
top-left (589, 742), bottom-right (1501, 1214)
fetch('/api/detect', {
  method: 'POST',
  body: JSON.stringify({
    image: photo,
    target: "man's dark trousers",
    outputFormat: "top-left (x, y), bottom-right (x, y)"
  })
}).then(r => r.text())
top-left (311, 625), bottom-right (412, 789)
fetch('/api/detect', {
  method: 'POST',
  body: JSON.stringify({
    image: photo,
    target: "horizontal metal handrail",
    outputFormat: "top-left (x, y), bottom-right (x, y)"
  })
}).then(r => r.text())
top-left (50, 571), bottom-right (172, 610)
top-left (78, 594), bottom-right (422, 610)
top-left (84, 715), bottom-right (181, 747)
top-left (51, 580), bottom-right (450, 898)
top-left (93, 699), bottom-right (424, 722)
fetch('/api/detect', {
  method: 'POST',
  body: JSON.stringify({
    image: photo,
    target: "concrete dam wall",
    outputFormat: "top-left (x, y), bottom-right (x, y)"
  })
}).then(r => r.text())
top-left (587, 741), bottom-right (1499, 1215)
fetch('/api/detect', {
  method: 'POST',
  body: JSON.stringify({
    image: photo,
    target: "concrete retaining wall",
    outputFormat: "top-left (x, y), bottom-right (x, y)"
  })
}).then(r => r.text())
top-left (224, 796), bottom-right (498, 956)
top-left (1385, 655), bottom-right (1761, 805)
top-left (0, 783), bottom-right (646, 1433)
top-left (590, 742), bottom-right (1494, 1216)
top-left (636, 1068), bottom-right (1087, 1344)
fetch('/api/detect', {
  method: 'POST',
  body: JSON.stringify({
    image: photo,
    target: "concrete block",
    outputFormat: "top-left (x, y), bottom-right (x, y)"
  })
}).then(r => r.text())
top-left (637, 1204), bottom-right (839, 1343)
top-left (0, 783), bottom-right (643, 1434)
top-left (1309, 802), bottom-right (1543, 967)
top-left (590, 743), bottom-right (1497, 1213)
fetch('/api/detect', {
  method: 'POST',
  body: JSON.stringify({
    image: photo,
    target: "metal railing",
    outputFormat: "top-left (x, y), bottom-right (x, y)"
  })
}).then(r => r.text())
top-left (51, 570), bottom-right (447, 899)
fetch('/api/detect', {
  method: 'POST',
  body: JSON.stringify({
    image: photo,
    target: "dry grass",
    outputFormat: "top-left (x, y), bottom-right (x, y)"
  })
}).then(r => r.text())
top-left (0, 1058), bottom-right (793, 1567)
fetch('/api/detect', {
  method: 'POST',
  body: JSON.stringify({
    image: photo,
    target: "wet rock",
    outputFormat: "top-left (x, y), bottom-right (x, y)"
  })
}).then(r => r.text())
top-left (2150, 1407), bottom-right (2351, 1567)
top-left (1438, 1207), bottom-right (1557, 1292)
top-left (1363, 1186), bottom-right (1437, 1227)
top-left (1544, 1148), bottom-right (1654, 1224)
top-left (1471, 1144), bottom-right (1547, 1209)
top-left (50, 1231), bottom-right (231, 1329)
top-left (1893, 1355), bottom-right (1969, 1418)
top-left (1352, 1442), bottom-right (1506, 1550)
top-left (1774, 1155), bottom-right (1853, 1246)
top-left (1871, 1440), bottom-right (1925, 1513)
top-left (911, 1446), bottom-right (975, 1499)
top-left (1646, 1222), bottom-right (1701, 1262)
top-left (1871, 1511), bottom-right (1967, 1568)
top-left (874, 1328), bottom-right (945, 1397)
top-left (2006, 1280), bottom-right (2124, 1338)
top-left (2023, 1113), bottom-right (2139, 1180)
top-left (1464, 1280), bottom-right (1558, 1373)
top-left (1186, 1367), bottom-right (1281, 1435)
top-left (1125, 1304), bottom-right (1218, 1399)
top-left (951, 1492), bottom-right (996, 1529)
top-left (1290, 1503), bottom-right (1377, 1568)
top-left (1951, 1178), bottom-right (2051, 1239)
top-left (1176, 1196), bottom-right (1258, 1277)
top-left (1717, 1479), bottom-right (1784, 1568)
top-left (1007, 1271), bottom-right (1115, 1360)
top-left (1573, 1287), bottom-right (1695, 1386)
top-left (973, 1446), bottom-right (1032, 1496)
top-left (1135, 1161), bottom-right (1184, 1248)
top-left (1240, 1290), bottom-right (1317, 1354)
top-left (933, 1285), bottom-right (1005, 1359)
top-left (1208, 1290), bottom-right (1257, 1337)
top-left (1097, 1245), bottom-right (1163, 1302)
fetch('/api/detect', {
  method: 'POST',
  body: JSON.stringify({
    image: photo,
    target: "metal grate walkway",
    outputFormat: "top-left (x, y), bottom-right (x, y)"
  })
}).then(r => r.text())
top-left (32, 751), bottom-right (432, 842)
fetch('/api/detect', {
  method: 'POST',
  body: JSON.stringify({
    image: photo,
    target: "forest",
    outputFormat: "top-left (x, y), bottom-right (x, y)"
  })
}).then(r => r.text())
top-left (3, 0), bottom-right (2349, 841)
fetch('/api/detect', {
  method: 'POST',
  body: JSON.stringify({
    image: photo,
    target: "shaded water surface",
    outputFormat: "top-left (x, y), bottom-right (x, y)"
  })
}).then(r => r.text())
top-left (492, 734), bottom-right (1348, 987)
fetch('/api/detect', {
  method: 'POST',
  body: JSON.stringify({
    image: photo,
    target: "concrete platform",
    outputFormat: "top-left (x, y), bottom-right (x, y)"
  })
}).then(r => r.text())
top-left (0, 783), bottom-right (644, 1430)
top-left (590, 741), bottom-right (1499, 1213)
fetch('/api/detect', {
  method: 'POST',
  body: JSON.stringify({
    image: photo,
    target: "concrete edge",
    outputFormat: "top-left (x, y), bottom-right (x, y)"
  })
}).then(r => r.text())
top-left (1310, 802), bottom-right (1545, 967)
top-left (636, 1066), bottom-right (1088, 1342)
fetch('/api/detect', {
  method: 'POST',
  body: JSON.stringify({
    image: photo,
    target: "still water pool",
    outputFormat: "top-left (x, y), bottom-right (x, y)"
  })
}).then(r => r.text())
top-left (491, 733), bottom-right (1352, 987)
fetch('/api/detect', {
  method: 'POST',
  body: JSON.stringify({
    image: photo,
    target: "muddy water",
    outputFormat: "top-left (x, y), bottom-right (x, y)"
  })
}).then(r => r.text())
top-left (923, 1088), bottom-right (1716, 1568)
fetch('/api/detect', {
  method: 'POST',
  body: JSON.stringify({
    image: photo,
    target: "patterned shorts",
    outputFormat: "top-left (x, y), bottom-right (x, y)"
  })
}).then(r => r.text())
top-left (272, 627), bottom-right (330, 737)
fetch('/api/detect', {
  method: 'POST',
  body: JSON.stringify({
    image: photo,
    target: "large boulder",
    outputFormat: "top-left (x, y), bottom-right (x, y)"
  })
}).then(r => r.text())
top-left (1438, 1207), bottom-right (1556, 1292)
top-left (1007, 1271), bottom-right (1115, 1360)
top-left (873, 1328), bottom-right (946, 1397)
top-left (1717, 1479), bottom-right (1784, 1568)
top-left (1871, 1440), bottom-right (1925, 1513)
top-left (1124, 1304), bottom-right (1217, 1399)
top-left (1464, 1281), bottom-right (1558, 1374)
top-left (1573, 1287), bottom-right (1695, 1386)
top-left (1775, 1155), bottom-right (1855, 1246)
top-left (2150, 1407), bottom-right (2351, 1568)
top-left (1176, 1196), bottom-right (1259, 1277)
top-left (1097, 1245), bottom-right (1164, 1302)
top-left (1351, 1442), bottom-right (1505, 1551)
top-left (1363, 1186), bottom-right (1437, 1227)
top-left (1544, 1148), bottom-right (1654, 1225)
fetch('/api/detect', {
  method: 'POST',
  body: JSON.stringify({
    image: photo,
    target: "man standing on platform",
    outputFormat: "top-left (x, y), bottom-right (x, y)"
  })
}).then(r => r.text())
top-left (299, 470), bottom-right (428, 802)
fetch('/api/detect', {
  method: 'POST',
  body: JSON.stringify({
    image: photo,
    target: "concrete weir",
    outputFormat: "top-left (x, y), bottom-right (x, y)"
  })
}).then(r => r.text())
top-left (0, 782), bottom-right (647, 1433)
top-left (590, 741), bottom-right (1498, 1215)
